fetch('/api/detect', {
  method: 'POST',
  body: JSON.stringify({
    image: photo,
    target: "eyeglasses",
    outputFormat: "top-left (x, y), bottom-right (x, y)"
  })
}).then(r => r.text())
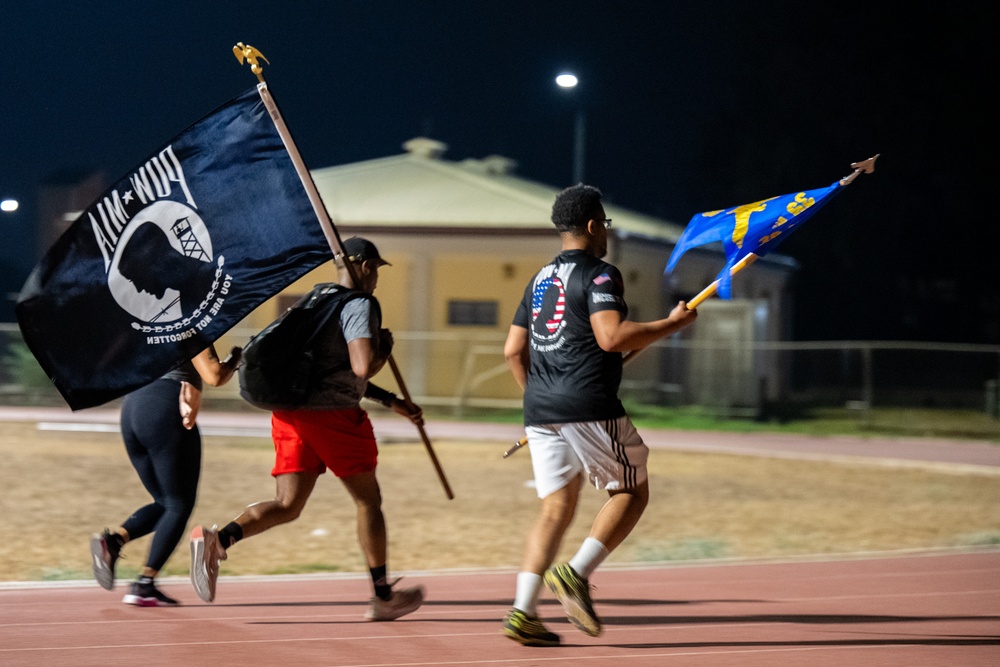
top-left (601, 218), bottom-right (613, 229)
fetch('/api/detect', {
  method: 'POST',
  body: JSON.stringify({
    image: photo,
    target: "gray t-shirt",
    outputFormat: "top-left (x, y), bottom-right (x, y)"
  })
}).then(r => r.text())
top-left (297, 297), bottom-right (379, 409)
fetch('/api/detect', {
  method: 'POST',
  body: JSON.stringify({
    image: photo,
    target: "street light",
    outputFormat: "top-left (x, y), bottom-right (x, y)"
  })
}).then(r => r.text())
top-left (555, 73), bottom-right (578, 88)
top-left (1, 199), bottom-right (18, 213)
top-left (555, 72), bottom-right (585, 184)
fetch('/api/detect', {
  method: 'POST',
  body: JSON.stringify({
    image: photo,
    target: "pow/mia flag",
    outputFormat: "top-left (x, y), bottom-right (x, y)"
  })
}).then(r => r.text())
top-left (16, 86), bottom-right (333, 410)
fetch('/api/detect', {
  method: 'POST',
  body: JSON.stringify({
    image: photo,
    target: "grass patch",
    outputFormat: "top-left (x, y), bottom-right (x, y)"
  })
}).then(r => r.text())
top-left (633, 539), bottom-right (730, 562)
top-left (38, 568), bottom-right (90, 581)
top-left (439, 402), bottom-right (1000, 442)
top-left (209, 396), bottom-right (1000, 441)
top-left (264, 563), bottom-right (344, 575)
top-left (955, 531), bottom-right (1000, 547)
top-left (627, 404), bottom-right (1000, 441)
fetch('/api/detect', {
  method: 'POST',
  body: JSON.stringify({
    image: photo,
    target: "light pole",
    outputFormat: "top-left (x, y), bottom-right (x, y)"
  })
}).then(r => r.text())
top-left (1, 198), bottom-right (21, 316)
top-left (556, 73), bottom-right (585, 184)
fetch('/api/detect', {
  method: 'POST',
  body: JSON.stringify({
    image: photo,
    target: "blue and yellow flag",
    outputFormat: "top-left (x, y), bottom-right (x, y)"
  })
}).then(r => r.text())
top-left (15, 87), bottom-right (333, 410)
top-left (665, 180), bottom-right (843, 298)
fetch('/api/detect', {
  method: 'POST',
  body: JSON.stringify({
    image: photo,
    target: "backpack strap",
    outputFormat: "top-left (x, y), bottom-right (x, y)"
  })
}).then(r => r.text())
top-left (300, 283), bottom-right (378, 350)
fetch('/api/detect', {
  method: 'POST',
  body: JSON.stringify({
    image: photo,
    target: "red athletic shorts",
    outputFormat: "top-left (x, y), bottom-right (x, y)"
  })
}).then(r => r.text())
top-left (270, 407), bottom-right (378, 478)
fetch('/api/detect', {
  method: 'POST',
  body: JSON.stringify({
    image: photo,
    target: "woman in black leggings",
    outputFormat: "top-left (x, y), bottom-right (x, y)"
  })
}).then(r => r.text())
top-left (90, 344), bottom-right (240, 606)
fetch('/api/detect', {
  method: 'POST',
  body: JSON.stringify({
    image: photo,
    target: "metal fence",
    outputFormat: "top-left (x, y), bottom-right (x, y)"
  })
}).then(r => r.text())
top-left (626, 339), bottom-right (1000, 418)
top-left (2, 323), bottom-right (998, 419)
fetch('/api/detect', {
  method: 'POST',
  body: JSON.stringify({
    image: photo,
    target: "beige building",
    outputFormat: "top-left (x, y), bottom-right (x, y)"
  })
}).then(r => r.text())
top-left (227, 137), bottom-right (798, 409)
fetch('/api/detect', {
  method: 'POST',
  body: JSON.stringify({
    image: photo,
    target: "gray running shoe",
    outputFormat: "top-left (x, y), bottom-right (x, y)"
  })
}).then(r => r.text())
top-left (90, 530), bottom-right (122, 591)
top-left (189, 524), bottom-right (226, 603)
top-left (365, 582), bottom-right (425, 621)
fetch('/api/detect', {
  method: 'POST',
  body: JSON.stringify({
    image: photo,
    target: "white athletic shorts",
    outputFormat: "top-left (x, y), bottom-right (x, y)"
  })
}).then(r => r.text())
top-left (526, 416), bottom-right (648, 498)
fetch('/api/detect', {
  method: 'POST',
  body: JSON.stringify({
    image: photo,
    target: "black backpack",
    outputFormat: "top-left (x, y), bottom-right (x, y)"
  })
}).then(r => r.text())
top-left (238, 284), bottom-right (373, 410)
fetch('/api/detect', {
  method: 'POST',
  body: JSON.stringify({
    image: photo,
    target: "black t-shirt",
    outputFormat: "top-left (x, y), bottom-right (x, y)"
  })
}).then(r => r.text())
top-left (162, 359), bottom-right (202, 391)
top-left (513, 249), bottom-right (628, 425)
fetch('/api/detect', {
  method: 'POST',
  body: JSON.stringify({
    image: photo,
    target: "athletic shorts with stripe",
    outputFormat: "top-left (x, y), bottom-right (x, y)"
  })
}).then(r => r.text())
top-left (525, 415), bottom-right (648, 498)
top-left (270, 407), bottom-right (378, 478)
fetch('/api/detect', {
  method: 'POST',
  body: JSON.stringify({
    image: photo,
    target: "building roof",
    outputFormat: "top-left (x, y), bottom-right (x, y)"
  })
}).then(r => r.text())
top-left (311, 137), bottom-right (686, 244)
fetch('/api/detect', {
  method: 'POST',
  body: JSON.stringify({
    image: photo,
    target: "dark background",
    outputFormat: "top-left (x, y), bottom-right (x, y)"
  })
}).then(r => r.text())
top-left (1, 1), bottom-right (996, 342)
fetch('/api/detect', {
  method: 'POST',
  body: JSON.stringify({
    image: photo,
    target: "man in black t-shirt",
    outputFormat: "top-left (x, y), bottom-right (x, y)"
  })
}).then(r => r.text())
top-left (501, 184), bottom-right (698, 646)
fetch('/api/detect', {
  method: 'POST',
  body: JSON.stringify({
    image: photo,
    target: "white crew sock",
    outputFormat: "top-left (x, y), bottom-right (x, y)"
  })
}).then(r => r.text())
top-left (513, 572), bottom-right (543, 616)
top-left (568, 537), bottom-right (610, 579)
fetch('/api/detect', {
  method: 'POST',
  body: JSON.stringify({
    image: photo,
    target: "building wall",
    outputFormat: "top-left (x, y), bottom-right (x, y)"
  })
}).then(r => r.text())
top-left (362, 231), bottom-right (558, 399)
top-left (214, 229), bottom-right (796, 406)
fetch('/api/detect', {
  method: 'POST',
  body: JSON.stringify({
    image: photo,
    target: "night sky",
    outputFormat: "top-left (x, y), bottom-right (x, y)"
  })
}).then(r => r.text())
top-left (1, 2), bottom-right (996, 342)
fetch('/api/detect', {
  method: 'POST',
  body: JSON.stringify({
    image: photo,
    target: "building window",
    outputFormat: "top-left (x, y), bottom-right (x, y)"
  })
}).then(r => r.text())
top-left (448, 300), bottom-right (498, 326)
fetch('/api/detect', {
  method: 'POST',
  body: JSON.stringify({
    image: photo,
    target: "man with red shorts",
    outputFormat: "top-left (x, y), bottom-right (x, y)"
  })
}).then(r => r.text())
top-left (190, 237), bottom-right (425, 621)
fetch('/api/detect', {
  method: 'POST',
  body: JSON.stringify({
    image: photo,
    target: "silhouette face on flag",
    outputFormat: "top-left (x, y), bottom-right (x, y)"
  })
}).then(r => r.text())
top-left (16, 87), bottom-right (333, 410)
top-left (113, 211), bottom-right (218, 323)
top-left (665, 180), bottom-right (843, 298)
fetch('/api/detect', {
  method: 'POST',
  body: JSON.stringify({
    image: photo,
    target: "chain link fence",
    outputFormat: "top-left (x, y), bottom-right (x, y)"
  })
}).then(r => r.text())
top-left (3, 323), bottom-right (999, 421)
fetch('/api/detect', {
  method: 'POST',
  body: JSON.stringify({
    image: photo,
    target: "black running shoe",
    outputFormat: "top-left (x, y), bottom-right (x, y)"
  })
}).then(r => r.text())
top-left (122, 580), bottom-right (179, 607)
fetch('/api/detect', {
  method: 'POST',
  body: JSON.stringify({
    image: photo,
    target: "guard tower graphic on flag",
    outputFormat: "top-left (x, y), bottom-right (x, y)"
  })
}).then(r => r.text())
top-left (171, 216), bottom-right (210, 261)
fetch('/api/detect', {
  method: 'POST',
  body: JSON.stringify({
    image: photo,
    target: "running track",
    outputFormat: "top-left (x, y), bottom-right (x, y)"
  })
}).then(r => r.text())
top-left (2, 407), bottom-right (998, 664)
top-left (1, 552), bottom-right (998, 666)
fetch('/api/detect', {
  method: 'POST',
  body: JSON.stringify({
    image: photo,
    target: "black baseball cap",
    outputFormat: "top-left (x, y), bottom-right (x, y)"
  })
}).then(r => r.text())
top-left (341, 237), bottom-right (391, 267)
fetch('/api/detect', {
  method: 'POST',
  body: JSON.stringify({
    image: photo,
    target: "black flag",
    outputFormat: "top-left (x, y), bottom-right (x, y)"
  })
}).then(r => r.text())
top-left (16, 87), bottom-right (332, 409)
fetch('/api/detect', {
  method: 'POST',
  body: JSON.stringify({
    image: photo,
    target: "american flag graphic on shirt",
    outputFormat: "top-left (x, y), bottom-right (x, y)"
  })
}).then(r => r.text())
top-left (532, 276), bottom-right (566, 334)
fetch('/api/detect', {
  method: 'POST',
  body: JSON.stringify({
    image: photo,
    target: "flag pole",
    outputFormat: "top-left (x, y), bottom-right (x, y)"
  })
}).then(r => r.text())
top-left (234, 44), bottom-right (454, 499)
top-left (685, 253), bottom-right (760, 310)
top-left (504, 154), bottom-right (879, 459)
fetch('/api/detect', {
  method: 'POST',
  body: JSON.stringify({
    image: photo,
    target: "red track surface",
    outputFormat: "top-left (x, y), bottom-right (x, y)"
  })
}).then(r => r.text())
top-left (2, 551), bottom-right (998, 666)
top-left (3, 407), bottom-right (998, 664)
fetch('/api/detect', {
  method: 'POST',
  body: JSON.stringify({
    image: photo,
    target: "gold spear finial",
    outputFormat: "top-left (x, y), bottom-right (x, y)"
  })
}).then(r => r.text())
top-left (840, 154), bottom-right (879, 186)
top-left (233, 42), bottom-right (269, 83)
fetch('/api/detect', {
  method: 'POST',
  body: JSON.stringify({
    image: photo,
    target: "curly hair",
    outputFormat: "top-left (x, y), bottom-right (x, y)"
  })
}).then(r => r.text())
top-left (551, 184), bottom-right (603, 233)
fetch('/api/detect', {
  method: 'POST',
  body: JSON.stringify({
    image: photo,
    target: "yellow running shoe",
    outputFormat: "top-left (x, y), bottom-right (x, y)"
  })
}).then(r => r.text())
top-left (544, 563), bottom-right (602, 636)
top-left (501, 607), bottom-right (561, 646)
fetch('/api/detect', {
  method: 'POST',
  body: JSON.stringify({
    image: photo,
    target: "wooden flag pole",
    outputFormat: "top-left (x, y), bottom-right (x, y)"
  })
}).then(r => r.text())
top-left (234, 44), bottom-right (454, 499)
top-left (685, 253), bottom-right (760, 309)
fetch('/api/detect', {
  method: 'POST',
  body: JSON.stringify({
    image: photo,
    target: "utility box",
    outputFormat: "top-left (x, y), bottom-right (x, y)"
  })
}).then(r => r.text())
top-left (987, 379), bottom-right (999, 420)
top-left (684, 299), bottom-right (776, 416)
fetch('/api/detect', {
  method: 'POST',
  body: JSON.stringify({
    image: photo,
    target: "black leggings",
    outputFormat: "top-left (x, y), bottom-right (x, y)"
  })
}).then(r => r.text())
top-left (119, 378), bottom-right (201, 572)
